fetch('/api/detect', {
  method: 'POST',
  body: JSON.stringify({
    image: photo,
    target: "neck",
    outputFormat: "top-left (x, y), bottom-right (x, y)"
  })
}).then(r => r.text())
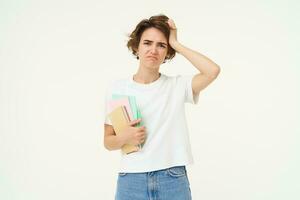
top-left (133, 67), bottom-right (161, 84)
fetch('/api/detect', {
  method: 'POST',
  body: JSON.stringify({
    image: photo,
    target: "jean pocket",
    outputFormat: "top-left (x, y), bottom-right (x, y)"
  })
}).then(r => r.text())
top-left (118, 172), bottom-right (127, 177)
top-left (167, 166), bottom-right (186, 177)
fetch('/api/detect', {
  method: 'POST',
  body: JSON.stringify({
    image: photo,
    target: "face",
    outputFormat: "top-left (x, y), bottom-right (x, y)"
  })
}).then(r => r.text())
top-left (137, 27), bottom-right (168, 69)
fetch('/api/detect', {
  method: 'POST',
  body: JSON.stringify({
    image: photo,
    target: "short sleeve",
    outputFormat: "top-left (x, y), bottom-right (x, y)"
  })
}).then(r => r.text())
top-left (178, 75), bottom-right (199, 104)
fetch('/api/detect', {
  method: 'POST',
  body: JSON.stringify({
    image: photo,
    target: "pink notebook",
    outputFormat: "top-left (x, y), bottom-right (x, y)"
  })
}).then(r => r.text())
top-left (108, 97), bottom-right (134, 121)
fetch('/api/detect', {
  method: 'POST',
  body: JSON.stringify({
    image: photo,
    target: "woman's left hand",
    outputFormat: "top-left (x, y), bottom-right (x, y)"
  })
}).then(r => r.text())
top-left (167, 19), bottom-right (178, 48)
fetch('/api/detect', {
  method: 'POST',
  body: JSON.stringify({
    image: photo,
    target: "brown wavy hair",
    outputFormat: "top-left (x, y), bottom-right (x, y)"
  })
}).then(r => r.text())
top-left (127, 14), bottom-right (176, 63)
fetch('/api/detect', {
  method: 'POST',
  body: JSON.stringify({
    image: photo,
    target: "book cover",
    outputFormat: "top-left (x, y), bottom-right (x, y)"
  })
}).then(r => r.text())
top-left (112, 94), bottom-right (140, 123)
top-left (108, 97), bottom-right (134, 121)
top-left (108, 106), bottom-right (139, 154)
top-left (111, 94), bottom-right (145, 148)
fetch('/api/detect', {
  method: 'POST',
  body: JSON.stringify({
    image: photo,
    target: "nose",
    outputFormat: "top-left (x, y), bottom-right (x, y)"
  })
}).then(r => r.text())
top-left (150, 46), bottom-right (158, 54)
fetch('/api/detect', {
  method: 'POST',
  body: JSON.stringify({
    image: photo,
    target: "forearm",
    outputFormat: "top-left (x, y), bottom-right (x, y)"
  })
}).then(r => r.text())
top-left (172, 41), bottom-right (220, 76)
top-left (104, 134), bottom-right (126, 151)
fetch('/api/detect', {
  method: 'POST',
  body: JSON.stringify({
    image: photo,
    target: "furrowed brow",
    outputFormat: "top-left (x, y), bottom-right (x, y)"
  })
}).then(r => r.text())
top-left (143, 40), bottom-right (167, 46)
top-left (158, 42), bottom-right (167, 46)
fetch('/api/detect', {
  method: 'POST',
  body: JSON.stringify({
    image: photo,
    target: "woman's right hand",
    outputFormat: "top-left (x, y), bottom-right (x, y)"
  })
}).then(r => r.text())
top-left (120, 119), bottom-right (146, 146)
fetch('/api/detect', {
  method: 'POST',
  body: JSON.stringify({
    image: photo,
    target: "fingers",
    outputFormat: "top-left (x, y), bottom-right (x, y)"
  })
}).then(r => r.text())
top-left (139, 134), bottom-right (146, 144)
top-left (136, 127), bottom-right (146, 142)
top-left (138, 126), bottom-right (146, 132)
top-left (127, 119), bottom-right (147, 145)
top-left (140, 139), bottom-right (145, 144)
top-left (128, 118), bottom-right (142, 126)
top-left (167, 19), bottom-right (177, 29)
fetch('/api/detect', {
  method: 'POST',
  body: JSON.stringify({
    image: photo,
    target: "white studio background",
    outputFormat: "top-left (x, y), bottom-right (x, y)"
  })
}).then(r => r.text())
top-left (0, 0), bottom-right (299, 200)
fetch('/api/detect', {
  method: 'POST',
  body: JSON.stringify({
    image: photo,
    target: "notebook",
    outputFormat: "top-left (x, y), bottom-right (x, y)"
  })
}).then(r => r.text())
top-left (109, 94), bottom-right (145, 148)
top-left (108, 106), bottom-right (139, 154)
top-left (108, 97), bottom-right (134, 121)
top-left (112, 94), bottom-right (140, 123)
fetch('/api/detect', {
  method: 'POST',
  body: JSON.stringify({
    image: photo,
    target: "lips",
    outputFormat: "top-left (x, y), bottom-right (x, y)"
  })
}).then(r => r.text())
top-left (147, 56), bottom-right (157, 60)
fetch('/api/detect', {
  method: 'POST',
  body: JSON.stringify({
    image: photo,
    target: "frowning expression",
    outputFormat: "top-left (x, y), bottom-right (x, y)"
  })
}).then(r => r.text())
top-left (137, 27), bottom-right (168, 67)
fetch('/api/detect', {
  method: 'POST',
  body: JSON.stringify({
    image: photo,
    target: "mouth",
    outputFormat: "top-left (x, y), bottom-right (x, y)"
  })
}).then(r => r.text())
top-left (147, 56), bottom-right (158, 60)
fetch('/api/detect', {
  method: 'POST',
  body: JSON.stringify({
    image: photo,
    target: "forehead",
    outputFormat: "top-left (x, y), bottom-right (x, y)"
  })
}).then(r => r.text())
top-left (140, 27), bottom-right (167, 43)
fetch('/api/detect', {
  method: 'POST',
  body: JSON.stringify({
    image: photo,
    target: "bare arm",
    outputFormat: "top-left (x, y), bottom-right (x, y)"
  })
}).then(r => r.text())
top-left (167, 19), bottom-right (221, 96)
top-left (104, 124), bottom-right (126, 150)
top-left (171, 42), bottom-right (220, 96)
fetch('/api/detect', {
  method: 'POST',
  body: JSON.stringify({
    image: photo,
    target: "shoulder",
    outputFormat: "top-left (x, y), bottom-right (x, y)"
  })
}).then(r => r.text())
top-left (162, 74), bottom-right (193, 85)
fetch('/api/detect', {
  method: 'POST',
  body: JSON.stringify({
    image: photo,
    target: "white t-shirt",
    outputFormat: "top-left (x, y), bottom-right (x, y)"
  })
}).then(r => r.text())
top-left (104, 73), bottom-right (199, 173)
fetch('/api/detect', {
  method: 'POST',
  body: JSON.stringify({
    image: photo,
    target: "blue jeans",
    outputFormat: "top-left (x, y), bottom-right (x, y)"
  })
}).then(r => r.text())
top-left (115, 166), bottom-right (192, 200)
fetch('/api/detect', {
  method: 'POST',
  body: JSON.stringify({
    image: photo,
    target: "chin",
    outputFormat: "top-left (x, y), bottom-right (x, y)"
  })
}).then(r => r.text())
top-left (141, 60), bottom-right (161, 69)
top-left (145, 63), bottom-right (160, 69)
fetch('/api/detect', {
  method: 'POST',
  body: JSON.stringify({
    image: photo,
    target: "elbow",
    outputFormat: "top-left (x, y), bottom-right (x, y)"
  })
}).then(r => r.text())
top-left (103, 140), bottom-right (113, 151)
top-left (104, 145), bottom-right (114, 151)
top-left (210, 65), bottom-right (221, 79)
top-left (214, 64), bottom-right (221, 75)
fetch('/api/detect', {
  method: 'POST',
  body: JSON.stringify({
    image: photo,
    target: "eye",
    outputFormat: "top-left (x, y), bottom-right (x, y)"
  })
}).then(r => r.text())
top-left (160, 44), bottom-right (166, 48)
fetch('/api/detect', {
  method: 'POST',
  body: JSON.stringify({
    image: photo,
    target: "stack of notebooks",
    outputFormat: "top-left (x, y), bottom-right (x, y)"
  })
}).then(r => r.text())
top-left (107, 94), bottom-right (145, 154)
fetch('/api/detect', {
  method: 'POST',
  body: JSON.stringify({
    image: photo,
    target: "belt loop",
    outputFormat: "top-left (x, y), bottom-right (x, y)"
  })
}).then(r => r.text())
top-left (148, 171), bottom-right (154, 176)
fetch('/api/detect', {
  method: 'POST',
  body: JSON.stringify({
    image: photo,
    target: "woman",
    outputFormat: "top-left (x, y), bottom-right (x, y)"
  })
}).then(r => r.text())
top-left (104, 14), bottom-right (220, 200)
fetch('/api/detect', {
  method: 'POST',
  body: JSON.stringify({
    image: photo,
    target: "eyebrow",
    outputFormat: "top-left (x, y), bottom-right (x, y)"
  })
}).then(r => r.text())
top-left (143, 39), bottom-right (167, 46)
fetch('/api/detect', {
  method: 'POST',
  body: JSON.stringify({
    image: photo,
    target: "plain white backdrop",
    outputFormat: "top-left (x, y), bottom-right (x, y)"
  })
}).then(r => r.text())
top-left (1, 0), bottom-right (299, 199)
